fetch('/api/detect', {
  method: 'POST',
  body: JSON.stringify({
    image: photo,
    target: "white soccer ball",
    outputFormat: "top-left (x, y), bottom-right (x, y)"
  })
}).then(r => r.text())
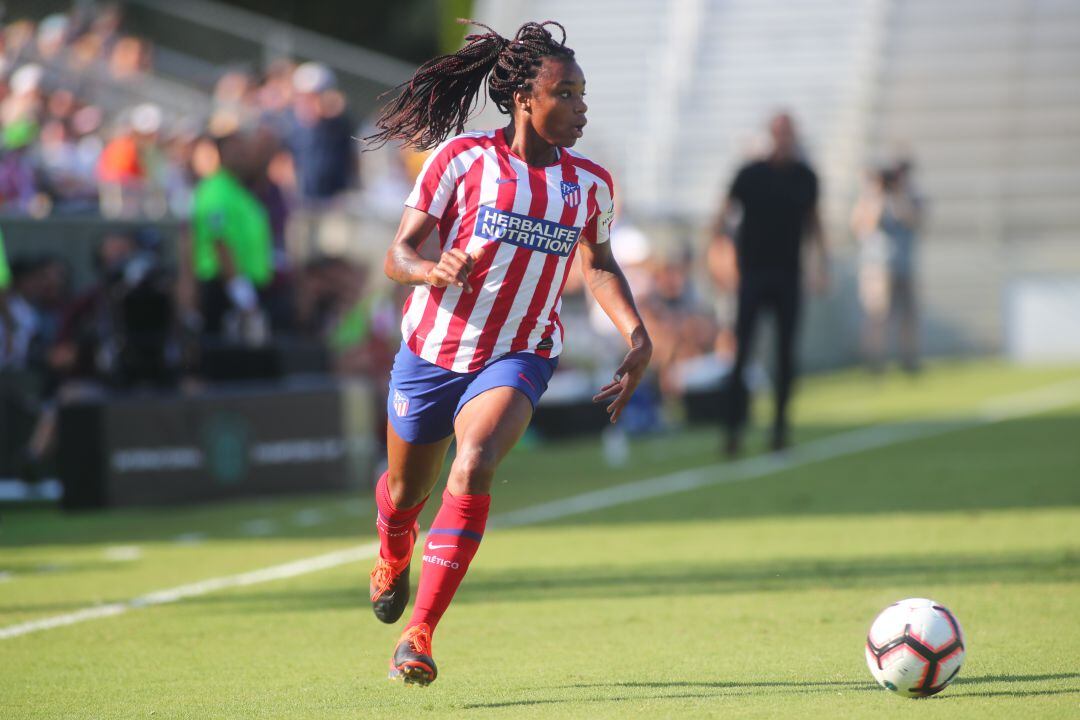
top-left (865, 598), bottom-right (965, 698)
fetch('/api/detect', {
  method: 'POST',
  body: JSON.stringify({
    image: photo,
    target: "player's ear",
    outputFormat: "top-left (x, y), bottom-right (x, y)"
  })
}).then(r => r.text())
top-left (513, 87), bottom-right (531, 115)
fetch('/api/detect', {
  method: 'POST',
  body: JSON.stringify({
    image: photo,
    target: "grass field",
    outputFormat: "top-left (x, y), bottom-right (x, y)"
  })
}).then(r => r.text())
top-left (2, 360), bottom-right (1079, 719)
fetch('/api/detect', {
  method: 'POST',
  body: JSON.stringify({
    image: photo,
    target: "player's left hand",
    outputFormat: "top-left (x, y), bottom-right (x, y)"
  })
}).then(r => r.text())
top-left (593, 336), bottom-right (652, 424)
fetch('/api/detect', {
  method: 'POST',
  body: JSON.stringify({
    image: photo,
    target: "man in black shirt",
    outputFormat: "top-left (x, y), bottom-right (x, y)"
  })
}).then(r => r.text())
top-left (712, 112), bottom-right (828, 454)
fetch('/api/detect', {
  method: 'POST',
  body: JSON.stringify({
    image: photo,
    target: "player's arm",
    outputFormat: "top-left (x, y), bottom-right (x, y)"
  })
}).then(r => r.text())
top-left (214, 237), bottom-right (237, 280)
top-left (578, 238), bottom-right (652, 423)
top-left (709, 194), bottom-right (740, 291)
top-left (385, 207), bottom-right (476, 293)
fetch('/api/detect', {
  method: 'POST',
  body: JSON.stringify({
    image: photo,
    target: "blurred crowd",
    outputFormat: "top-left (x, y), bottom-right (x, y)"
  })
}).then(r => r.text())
top-left (0, 1), bottom-right (394, 362)
top-left (0, 3), bottom-right (360, 220)
top-left (0, 2), bottom-right (400, 482)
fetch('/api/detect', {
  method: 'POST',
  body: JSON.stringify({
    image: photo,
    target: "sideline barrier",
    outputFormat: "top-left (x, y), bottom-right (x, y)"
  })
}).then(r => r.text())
top-left (57, 380), bottom-right (374, 509)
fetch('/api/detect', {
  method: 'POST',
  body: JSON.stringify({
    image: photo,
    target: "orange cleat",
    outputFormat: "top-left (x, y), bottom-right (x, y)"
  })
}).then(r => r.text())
top-left (370, 521), bottom-right (418, 624)
top-left (369, 555), bottom-right (411, 624)
top-left (388, 623), bottom-right (437, 685)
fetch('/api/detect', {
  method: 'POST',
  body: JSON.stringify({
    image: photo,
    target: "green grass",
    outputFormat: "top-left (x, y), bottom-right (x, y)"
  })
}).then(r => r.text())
top-left (1, 360), bottom-right (1079, 719)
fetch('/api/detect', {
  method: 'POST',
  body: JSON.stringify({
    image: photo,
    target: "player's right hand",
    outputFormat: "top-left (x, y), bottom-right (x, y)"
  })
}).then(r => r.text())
top-left (425, 249), bottom-right (474, 293)
top-left (425, 248), bottom-right (486, 293)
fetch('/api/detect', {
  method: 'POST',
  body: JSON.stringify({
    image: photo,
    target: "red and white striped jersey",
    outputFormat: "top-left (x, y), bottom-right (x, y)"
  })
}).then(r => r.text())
top-left (401, 128), bottom-right (615, 372)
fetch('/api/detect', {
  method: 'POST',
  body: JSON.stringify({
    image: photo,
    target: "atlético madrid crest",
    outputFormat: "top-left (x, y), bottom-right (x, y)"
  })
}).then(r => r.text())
top-left (560, 181), bottom-right (581, 208)
top-left (393, 390), bottom-right (409, 417)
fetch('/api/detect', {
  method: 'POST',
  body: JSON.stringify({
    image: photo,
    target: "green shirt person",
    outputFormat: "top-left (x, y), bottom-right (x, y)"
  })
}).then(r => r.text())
top-left (0, 228), bottom-right (13, 361)
top-left (0, 228), bottom-right (10, 291)
top-left (191, 168), bottom-right (272, 287)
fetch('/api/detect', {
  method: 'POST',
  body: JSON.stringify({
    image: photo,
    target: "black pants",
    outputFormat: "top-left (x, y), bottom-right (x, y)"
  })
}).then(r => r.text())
top-left (727, 272), bottom-right (802, 433)
top-left (199, 279), bottom-right (232, 338)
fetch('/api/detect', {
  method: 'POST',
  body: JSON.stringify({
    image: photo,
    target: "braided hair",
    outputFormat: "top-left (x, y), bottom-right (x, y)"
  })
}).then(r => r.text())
top-left (364, 20), bottom-right (574, 151)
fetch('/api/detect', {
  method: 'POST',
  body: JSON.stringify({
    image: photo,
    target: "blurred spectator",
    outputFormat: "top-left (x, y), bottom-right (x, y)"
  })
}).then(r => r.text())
top-left (190, 131), bottom-right (273, 344)
top-left (3, 62), bottom-right (45, 126)
top-left (213, 69), bottom-right (260, 130)
top-left (107, 35), bottom-right (151, 79)
top-left (287, 62), bottom-right (355, 202)
top-left (131, 102), bottom-right (168, 217)
top-left (1, 256), bottom-right (48, 370)
top-left (850, 159), bottom-right (924, 373)
top-left (96, 114), bottom-right (142, 216)
top-left (250, 124), bottom-right (291, 265)
top-left (644, 249), bottom-right (720, 398)
top-left (83, 3), bottom-right (124, 59)
top-left (0, 115), bottom-right (42, 215)
top-left (161, 124), bottom-right (199, 218)
top-left (30, 254), bottom-right (72, 349)
top-left (51, 230), bottom-right (175, 387)
top-left (285, 62), bottom-right (356, 258)
top-left (3, 20), bottom-right (37, 65)
top-left (35, 14), bottom-right (71, 63)
top-left (23, 230), bottom-right (177, 477)
top-left (257, 58), bottom-right (298, 131)
top-left (36, 118), bottom-right (97, 212)
top-left (95, 103), bottom-right (167, 218)
top-left (713, 112), bottom-right (828, 454)
top-left (49, 231), bottom-right (137, 384)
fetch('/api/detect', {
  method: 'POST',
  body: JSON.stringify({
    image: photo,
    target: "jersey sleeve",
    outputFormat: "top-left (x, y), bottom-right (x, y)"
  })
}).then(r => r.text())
top-left (404, 137), bottom-right (469, 219)
top-left (584, 174), bottom-right (615, 245)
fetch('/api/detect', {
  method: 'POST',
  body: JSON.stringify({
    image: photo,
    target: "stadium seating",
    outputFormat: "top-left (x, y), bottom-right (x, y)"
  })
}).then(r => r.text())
top-left (478, 0), bottom-right (1080, 359)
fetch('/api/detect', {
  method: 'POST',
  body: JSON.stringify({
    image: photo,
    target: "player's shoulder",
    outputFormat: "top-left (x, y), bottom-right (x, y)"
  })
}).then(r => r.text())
top-left (432, 130), bottom-right (498, 157)
top-left (796, 159), bottom-right (818, 179)
top-left (562, 147), bottom-right (614, 193)
top-left (740, 159), bottom-right (770, 175)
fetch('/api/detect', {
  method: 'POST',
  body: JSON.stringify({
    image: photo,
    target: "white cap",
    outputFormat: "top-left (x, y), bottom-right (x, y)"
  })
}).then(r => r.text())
top-left (10, 63), bottom-right (44, 95)
top-left (292, 62), bottom-right (335, 94)
top-left (131, 103), bottom-right (163, 135)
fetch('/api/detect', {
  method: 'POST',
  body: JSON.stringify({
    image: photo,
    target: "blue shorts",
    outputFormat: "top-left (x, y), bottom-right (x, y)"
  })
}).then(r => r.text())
top-left (387, 343), bottom-right (558, 444)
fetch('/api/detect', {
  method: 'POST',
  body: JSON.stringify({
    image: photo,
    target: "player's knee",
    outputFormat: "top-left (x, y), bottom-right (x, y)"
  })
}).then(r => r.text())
top-left (386, 471), bottom-right (427, 509)
top-left (448, 442), bottom-right (498, 494)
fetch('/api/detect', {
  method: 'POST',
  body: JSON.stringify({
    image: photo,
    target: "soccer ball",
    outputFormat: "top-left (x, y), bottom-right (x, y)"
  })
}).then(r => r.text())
top-left (865, 598), bottom-right (965, 698)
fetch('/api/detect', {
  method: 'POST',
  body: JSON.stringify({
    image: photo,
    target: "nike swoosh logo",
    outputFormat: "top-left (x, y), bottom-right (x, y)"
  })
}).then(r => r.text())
top-left (427, 542), bottom-right (457, 550)
top-left (495, 178), bottom-right (517, 184)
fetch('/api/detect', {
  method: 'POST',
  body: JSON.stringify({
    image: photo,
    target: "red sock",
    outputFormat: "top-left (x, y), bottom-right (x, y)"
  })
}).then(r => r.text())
top-left (407, 489), bottom-right (490, 632)
top-left (375, 472), bottom-right (427, 565)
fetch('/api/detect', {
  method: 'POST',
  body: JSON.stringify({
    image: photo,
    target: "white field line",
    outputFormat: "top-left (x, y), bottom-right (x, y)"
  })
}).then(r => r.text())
top-left (2, 378), bottom-right (1078, 642)
top-left (103, 546), bottom-right (142, 562)
top-left (292, 508), bottom-right (328, 527)
top-left (0, 543), bottom-right (380, 640)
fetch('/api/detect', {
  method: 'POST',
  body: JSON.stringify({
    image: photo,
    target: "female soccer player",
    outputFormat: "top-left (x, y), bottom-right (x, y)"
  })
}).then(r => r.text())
top-left (365, 20), bottom-right (651, 685)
